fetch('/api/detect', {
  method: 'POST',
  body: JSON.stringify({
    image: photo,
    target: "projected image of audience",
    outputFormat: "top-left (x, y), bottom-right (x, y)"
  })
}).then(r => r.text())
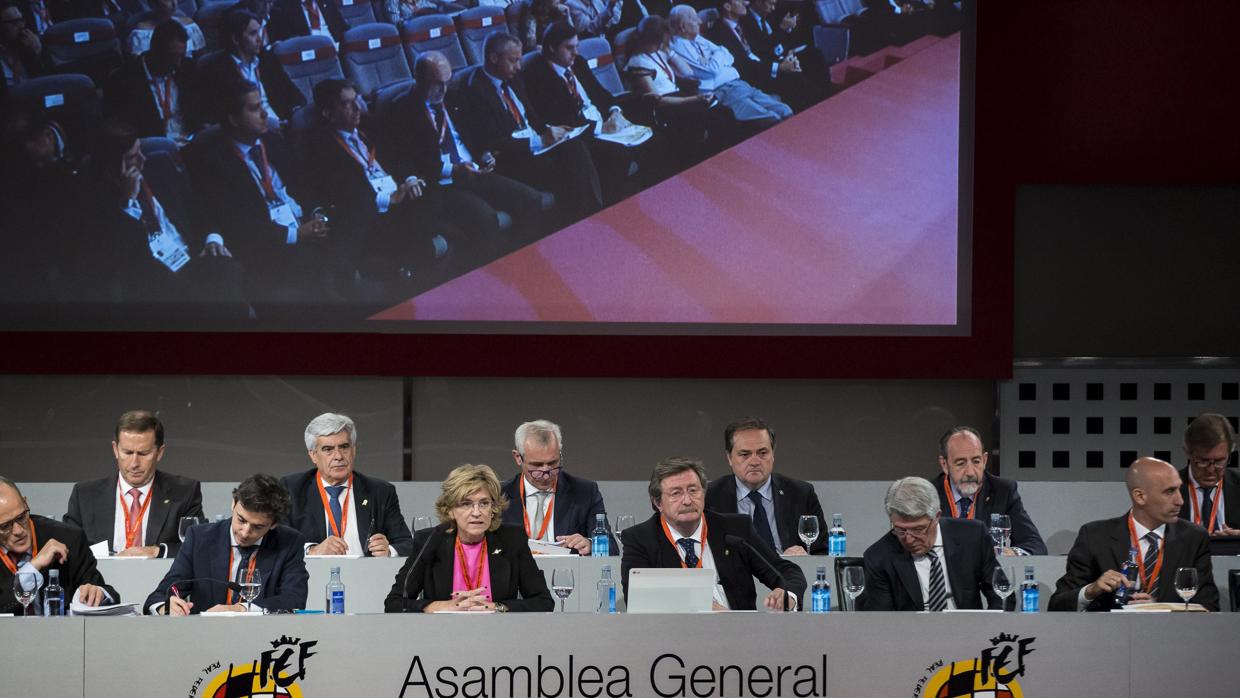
top-left (0, 0), bottom-right (962, 330)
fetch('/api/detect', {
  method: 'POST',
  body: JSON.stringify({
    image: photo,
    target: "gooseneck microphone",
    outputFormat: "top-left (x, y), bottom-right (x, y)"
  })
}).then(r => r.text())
top-left (401, 522), bottom-right (451, 607)
top-left (725, 533), bottom-right (792, 612)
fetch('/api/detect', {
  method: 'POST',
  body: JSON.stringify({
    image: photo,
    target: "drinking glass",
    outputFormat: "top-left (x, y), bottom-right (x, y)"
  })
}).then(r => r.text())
top-left (798, 515), bottom-right (819, 550)
top-left (994, 514), bottom-right (1012, 549)
top-left (239, 568), bottom-right (263, 612)
top-left (843, 566), bottom-right (865, 609)
top-left (551, 567), bottom-right (574, 613)
top-left (12, 572), bottom-right (38, 616)
top-left (613, 515), bottom-right (634, 553)
top-left (991, 566), bottom-right (1014, 610)
top-left (1174, 567), bottom-right (1198, 611)
top-left (413, 516), bottom-right (433, 533)
top-left (178, 516), bottom-right (203, 543)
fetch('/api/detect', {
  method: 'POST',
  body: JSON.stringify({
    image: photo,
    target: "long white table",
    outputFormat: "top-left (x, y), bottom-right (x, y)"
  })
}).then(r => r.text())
top-left (96, 554), bottom-right (1240, 614)
top-left (2, 613), bottom-right (1237, 697)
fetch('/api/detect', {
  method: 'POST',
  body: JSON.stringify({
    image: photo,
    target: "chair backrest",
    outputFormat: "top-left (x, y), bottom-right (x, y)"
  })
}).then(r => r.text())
top-left (140, 136), bottom-right (181, 159)
top-left (813, 0), bottom-right (846, 25)
top-left (334, 0), bottom-right (378, 28)
top-left (611, 26), bottom-right (634, 71)
top-left (7, 73), bottom-right (97, 116)
top-left (577, 36), bottom-right (623, 96)
top-left (194, 1), bottom-right (235, 53)
top-left (340, 22), bottom-right (412, 97)
top-left (812, 24), bottom-right (850, 66)
top-left (454, 5), bottom-right (506, 66)
top-left (401, 15), bottom-right (467, 74)
top-left (43, 18), bottom-right (121, 82)
top-left (372, 77), bottom-right (414, 127)
top-left (833, 556), bottom-right (864, 611)
top-left (1230, 570), bottom-right (1240, 612)
top-left (272, 34), bottom-right (345, 103)
top-left (840, 0), bottom-right (866, 19)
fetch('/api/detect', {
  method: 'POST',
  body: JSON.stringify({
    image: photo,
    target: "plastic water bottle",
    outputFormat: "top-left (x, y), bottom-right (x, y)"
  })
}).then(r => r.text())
top-left (1020, 565), bottom-right (1039, 613)
top-left (828, 513), bottom-right (846, 556)
top-left (325, 566), bottom-right (345, 614)
top-left (596, 565), bottom-right (617, 613)
top-left (591, 513), bottom-right (610, 557)
top-left (811, 565), bottom-right (832, 614)
top-left (43, 569), bottom-right (64, 616)
top-left (1113, 547), bottom-right (1139, 607)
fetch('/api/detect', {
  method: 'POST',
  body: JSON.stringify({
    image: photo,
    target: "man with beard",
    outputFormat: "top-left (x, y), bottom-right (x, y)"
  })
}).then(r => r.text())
top-left (932, 426), bottom-right (1046, 555)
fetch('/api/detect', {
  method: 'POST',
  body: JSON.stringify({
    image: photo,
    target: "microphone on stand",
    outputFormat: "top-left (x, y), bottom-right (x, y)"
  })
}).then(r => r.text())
top-left (725, 533), bottom-right (792, 613)
top-left (401, 521), bottom-right (451, 606)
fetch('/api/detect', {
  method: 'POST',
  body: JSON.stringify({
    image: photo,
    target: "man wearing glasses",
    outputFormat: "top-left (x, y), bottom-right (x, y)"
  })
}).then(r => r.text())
top-left (857, 476), bottom-right (1002, 612)
top-left (0, 476), bottom-right (117, 614)
top-left (1178, 414), bottom-right (1240, 536)
top-left (500, 419), bottom-right (616, 555)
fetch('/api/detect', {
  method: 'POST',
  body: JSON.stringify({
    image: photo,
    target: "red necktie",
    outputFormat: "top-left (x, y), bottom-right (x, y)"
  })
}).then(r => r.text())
top-left (128, 489), bottom-right (144, 547)
top-left (500, 82), bottom-right (526, 129)
top-left (564, 67), bottom-right (581, 106)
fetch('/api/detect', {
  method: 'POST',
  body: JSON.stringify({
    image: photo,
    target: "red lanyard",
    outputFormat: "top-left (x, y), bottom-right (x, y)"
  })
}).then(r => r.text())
top-left (1127, 514), bottom-right (1164, 593)
top-left (942, 478), bottom-right (975, 519)
top-left (118, 482), bottom-right (154, 549)
top-left (303, 0), bottom-right (321, 29)
top-left (225, 546), bottom-right (260, 605)
top-left (332, 131), bottom-right (379, 174)
top-left (649, 52), bottom-right (674, 84)
top-left (1187, 478), bottom-right (1222, 532)
top-left (428, 103), bottom-right (450, 145)
top-left (659, 515), bottom-right (707, 568)
top-left (154, 76), bottom-right (174, 121)
top-left (1, 518), bottom-right (39, 575)
top-left (455, 536), bottom-right (488, 589)
top-left (518, 476), bottom-right (554, 540)
top-left (315, 473), bottom-right (352, 539)
top-left (232, 142), bottom-right (277, 200)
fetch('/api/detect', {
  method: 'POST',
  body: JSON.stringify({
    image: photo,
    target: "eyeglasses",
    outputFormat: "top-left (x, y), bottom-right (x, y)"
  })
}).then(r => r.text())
top-left (663, 486), bottom-right (703, 501)
top-left (455, 499), bottom-right (494, 512)
top-left (519, 453), bottom-right (563, 478)
top-left (890, 522), bottom-right (933, 539)
top-left (1189, 456), bottom-right (1230, 469)
top-left (0, 509), bottom-right (31, 536)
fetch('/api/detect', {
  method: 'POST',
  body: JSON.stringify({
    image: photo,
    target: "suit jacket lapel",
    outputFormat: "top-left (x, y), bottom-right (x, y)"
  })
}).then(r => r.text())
top-left (96, 478), bottom-right (118, 549)
top-left (941, 526), bottom-right (964, 607)
top-left (486, 529), bottom-right (509, 596)
top-left (304, 474), bottom-right (328, 540)
top-left (1155, 521), bottom-right (1179, 599)
top-left (717, 477), bottom-right (739, 514)
top-left (554, 474), bottom-right (574, 538)
top-left (1106, 515), bottom-right (1129, 573)
top-left (353, 473), bottom-right (372, 544)
top-left (770, 474), bottom-right (793, 550)
top-left (892, 545), bottom-right (923, 610)
top-left (145, 472), bottom-right (172, 548)
top-left (433, 531), bottom-right (455, 597)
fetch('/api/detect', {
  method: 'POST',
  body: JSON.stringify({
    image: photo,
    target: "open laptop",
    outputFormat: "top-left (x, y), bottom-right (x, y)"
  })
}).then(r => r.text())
top-left (626, 568), bottom-right (716, 613)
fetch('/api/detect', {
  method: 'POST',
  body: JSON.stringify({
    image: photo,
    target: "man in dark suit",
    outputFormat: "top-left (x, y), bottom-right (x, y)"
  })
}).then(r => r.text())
top-left (0, 2), bottom-right (48, 87)
top-left (385, 51), bottom-right (549, 247)
top-left (266, 0), bottom-right (344, 43)
top-left (704, 416), bottom-right (828, 555)
top-left (64, 410), bottom-right (205, 559)
top-left (452, 31), bottom-right (604, 222)
top-left (303, 78), bottom-right (449, 286)
top-left (523, 22), bottom-right (648, 203)
top-left (858, 476), bottom-right (1003, 612)
top-left (103, 20), bottom-right (199, 140)
top-left (1050, 457), bottom-right (1218, 612)
top-left (1, 476), bottom-right (118, 614)
top-left (182, 79), bottom-right (338, 307)
top-left (706, 0), bottom-right (802, 104)
top-left (737, 0), bottom-right (831, 111)
top-left (146, 473), bottom-right (309, 614)
top-left (282, 412), bottom-right (414, 557)
top-left (499, 419), bottom-right (616, 555)
top-left (933, 426), bottom-right (1047, 556)
top-left (1178, 413), bottom-right (1240, 536)
top-left (621, 457), bottom-right (806, 610)
top-left (196, 10), bottom-right (305, 125)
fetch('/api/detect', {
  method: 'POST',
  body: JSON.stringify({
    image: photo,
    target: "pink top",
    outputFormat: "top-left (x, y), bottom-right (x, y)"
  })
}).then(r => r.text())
top-left (451, 540), bottom-right (493, 601)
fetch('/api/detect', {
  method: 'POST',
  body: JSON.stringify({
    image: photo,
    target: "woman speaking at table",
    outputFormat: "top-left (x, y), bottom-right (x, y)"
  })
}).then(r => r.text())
top-left (385, 464), bottom-right (553, 612)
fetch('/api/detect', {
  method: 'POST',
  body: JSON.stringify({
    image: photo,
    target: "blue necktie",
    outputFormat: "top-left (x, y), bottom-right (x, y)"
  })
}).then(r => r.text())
top-left (325, 485), bottom-right (345, 535)
top-left (747, 490), bottom-right (777, 551)
top-left (958, 497), bottom-right (972, 518)
top-left (677, 538), bottom-right (699, 568)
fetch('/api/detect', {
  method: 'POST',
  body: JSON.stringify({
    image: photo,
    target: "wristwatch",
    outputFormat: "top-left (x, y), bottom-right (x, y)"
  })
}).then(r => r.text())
top-left (494, 602), bottom-right (508, 613)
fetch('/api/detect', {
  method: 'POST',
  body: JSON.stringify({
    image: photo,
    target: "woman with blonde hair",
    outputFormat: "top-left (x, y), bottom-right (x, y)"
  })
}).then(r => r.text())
top-left (385, 464), bottom-right (553, 612)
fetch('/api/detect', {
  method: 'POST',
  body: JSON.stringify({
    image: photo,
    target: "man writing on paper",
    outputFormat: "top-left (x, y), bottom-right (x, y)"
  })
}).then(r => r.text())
top-left (282, 413), bottom-right (414, 557)
top-left (64, 410), bottom-right (204, 558)
top-left (1, 476), bottom-right (117, 613)
top-left (1178, 414), bottom-right (1240, 536)
top-left (146, 473), bottom-right (308, 614)
top-left (500, 419), bottom-right (616, 555)
top-left (621, 457), bottom-right (805, 610)
top-left (1049, 457), bottom-right (1218, 611)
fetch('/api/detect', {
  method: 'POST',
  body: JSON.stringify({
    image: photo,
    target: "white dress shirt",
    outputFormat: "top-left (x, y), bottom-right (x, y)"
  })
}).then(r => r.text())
top-left (111, 476), bottom-right (155, 554)
top-left (524, 476), bottom-right (557, 543)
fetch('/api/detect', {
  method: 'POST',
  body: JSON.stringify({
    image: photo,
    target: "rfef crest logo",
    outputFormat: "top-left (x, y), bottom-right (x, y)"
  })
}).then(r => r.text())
top-left (914, 633), bottom-right (1035, 698)
top-left (189, 635), bottom-right (318, 698)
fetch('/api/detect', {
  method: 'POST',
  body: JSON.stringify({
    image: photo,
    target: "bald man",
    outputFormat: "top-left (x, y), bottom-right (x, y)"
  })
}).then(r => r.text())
top-left (1049, 458), bottom-right (1218, 611)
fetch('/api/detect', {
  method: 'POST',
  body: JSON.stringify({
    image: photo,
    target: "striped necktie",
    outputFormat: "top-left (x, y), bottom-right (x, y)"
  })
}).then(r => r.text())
top-left (926, 548), bottom-right (948, 612)
top-left (1143, 532), bottom-right (1160, 598)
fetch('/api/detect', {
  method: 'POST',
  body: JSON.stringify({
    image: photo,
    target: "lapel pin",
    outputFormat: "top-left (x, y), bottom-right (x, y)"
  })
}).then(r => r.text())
top-left (779, 490), bottom-right (784, 495)
top-left (362, 499), bottom-right (368, 506)
top-left (163, 499), bottom-right (170, 504)
top-left (493, 548), bottom-right (502, 555)
top-left (724, 549), bottom-right (730, 556)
